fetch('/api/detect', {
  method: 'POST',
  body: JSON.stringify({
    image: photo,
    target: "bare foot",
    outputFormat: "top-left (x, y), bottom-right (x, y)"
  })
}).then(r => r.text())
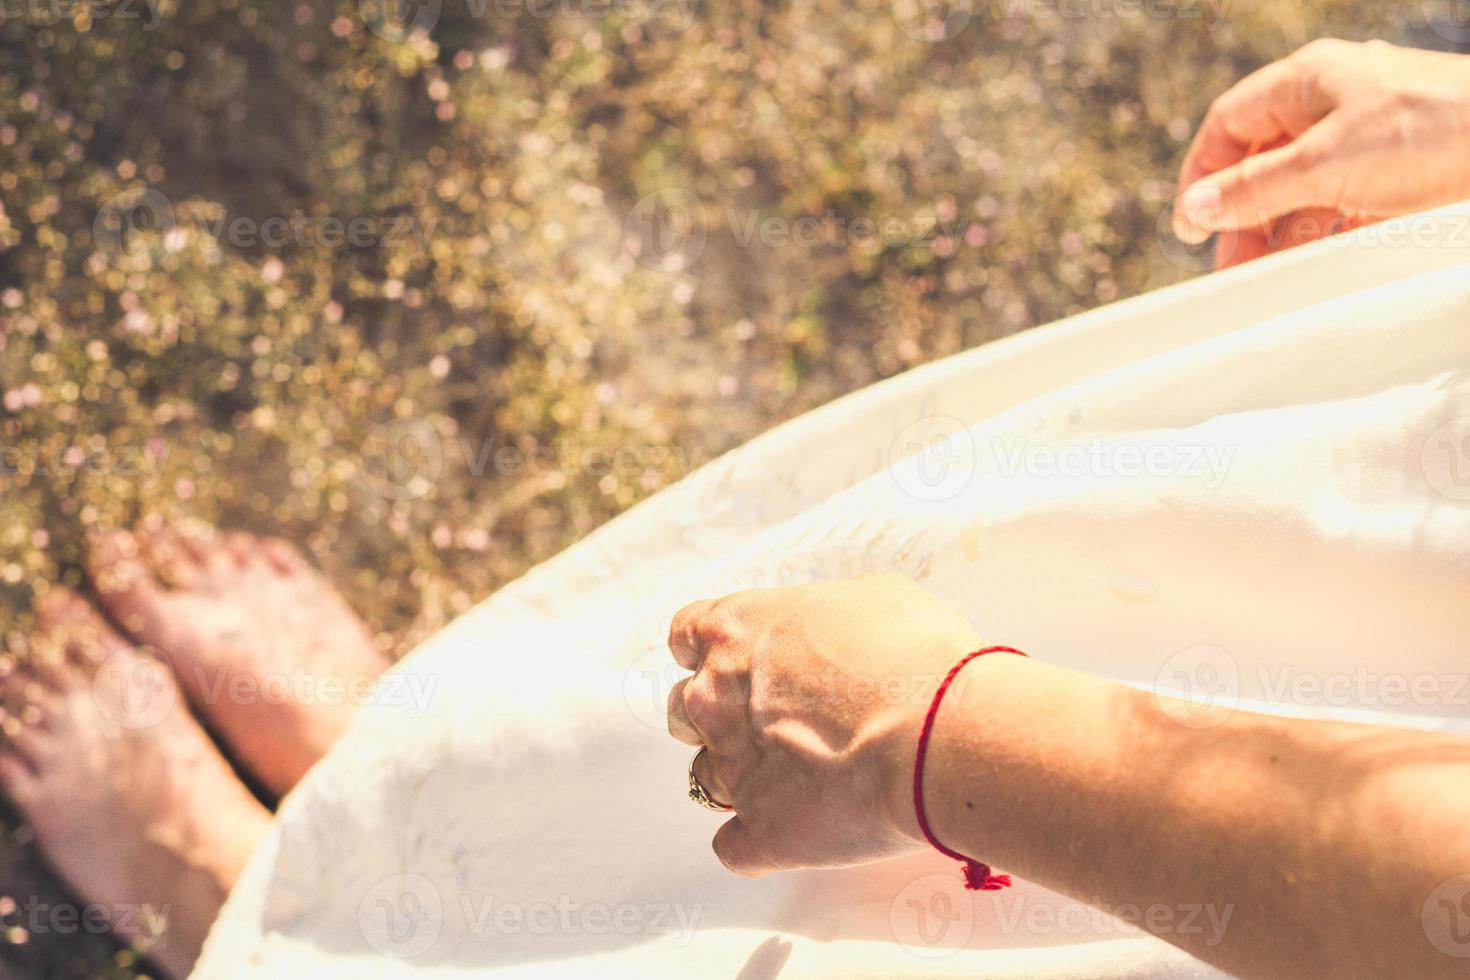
top-left (87, 520), bottom-right (390, 799)
top-left (0, 590), bottom-right (270, 980)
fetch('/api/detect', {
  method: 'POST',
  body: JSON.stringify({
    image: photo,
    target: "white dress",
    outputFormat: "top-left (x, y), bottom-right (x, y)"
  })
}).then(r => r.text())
top-left (193, 204), bottom-right (1470, 979)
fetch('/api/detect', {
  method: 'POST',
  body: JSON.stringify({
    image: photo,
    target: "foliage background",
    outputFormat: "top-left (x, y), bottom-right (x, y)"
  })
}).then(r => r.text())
top-left (0, 0), bottom-right (1461, 975)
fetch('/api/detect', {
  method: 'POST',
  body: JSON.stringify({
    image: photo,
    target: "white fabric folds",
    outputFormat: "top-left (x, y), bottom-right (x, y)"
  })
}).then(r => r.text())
top-left (194, 204), bottom-right (1470, 979)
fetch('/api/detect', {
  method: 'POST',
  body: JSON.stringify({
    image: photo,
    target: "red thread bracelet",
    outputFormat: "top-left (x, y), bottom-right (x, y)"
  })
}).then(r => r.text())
top-left (912, 645), bottom-right (1028, 891)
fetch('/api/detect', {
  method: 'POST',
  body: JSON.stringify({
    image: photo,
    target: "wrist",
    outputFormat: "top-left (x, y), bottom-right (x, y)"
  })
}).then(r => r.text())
top-left (880, 646), bottom-right (1031, 852)
top-left (877, 699), bottom-right (927, 849)
top-left (911, 650), bottom-right (1033, 853)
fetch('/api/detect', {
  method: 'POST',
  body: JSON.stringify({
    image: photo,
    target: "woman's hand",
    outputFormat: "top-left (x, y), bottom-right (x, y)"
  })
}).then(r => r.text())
top-left (665, 574), bottom-right (984, 875)
top-left (1173, 39), bottom-right (1470, 269)
top-left (666, 574), bottom-right (1470, 979)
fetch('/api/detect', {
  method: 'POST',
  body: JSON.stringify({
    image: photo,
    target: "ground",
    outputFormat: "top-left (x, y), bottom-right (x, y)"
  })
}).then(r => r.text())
top-left (0, 0), bottom-right (1460, 976)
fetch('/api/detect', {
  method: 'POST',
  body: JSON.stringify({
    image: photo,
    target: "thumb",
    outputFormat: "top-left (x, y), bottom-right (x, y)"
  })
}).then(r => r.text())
top-left (712, 815), bottom-right (775, 878)
top-left (1174, 126), bottom-right (1342, 244)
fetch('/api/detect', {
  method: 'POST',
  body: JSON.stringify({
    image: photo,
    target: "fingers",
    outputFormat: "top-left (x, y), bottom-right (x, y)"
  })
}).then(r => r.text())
top-left (669, 593), bottom-right (763, 805)
top-left (670, 668), bottom-right (759, 766)
top-left (712, 815), bottom-right (773, 878)
top-left (1179, 54), bottom-right (1335, 190)
top-left (668, 589), bottom-right (779, 871)
top-left (1176, 123), bottom-right (1348, 244)
top-left (691, 745), bottom-right (740, 810)
top-left (1212, 206), bottom-right (1376, 271)
top-left (1175, 50), bottom-right (1344, 243)
top-left (669, 588), bottom-right (779, 670)
top-left (668, 598), bottom-right (719, 670)
top-left (1213, 226), bottom-right (1275, 272)
top-left (666, 676), bottom-right (701, 746)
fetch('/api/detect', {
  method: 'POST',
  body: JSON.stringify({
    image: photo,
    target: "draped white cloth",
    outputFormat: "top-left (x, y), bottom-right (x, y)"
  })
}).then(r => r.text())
top-left (193, 204), bottom-right (1470, 979)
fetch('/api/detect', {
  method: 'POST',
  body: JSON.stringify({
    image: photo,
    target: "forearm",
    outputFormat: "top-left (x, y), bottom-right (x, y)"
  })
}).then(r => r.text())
top-left (914, 654), bottom-right (1470, 979)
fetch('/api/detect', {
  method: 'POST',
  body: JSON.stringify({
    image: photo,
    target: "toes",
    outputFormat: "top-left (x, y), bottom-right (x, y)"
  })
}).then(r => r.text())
top-left (32, 590), bottom-right (150, 738)
top-left (0, 661), bottom-right (47, 774)
top-left (174, 521), bottom-right (240, 579)
top-left (87, 530), bottom-right (175, 643)
top-left (34, 586), bottom-right (97, 631)
top-left (0, 640), bottom-right (45, 706)
top-left (0, 658), bottom-right (52, 743)
top-left (222, 531), bottom-right (257, 568)
top-left (3, 709), bottom-right (49, 764)
top-left (0, 649), bottom-right (30, 697)
top-left (260, 536), bottom-right (306, 576)
top-left (95, 520), bottom-right (306, 590)
top-left (41, 584), bottom-right (118, 642)
top-left (7, 646), bottom-right (59, 692)
top-left (145, 520), bottom-right (258, 582)
top-left (0, 748), bottom-right (37, 803)
top-left (88, 527), bottom-right (159, 597)
top-left (0, 664), bottom-right (57, 724)
top-left (137, 523), bottom-right (209, 590)
top-left (35, 588), bottom-right (123, 664)
top-left (224, 530), bottom-right (298, 575)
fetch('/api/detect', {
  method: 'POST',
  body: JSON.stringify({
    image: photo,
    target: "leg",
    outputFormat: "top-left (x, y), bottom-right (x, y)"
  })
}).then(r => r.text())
top-left (86, 519), bottom-right (390, 798)
top-left (0, 590), bottom-right (270, 979)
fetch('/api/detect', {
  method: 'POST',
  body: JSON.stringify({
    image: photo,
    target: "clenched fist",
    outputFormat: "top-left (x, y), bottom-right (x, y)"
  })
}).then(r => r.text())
top-left (665, 574), bottom-right (989, 876)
